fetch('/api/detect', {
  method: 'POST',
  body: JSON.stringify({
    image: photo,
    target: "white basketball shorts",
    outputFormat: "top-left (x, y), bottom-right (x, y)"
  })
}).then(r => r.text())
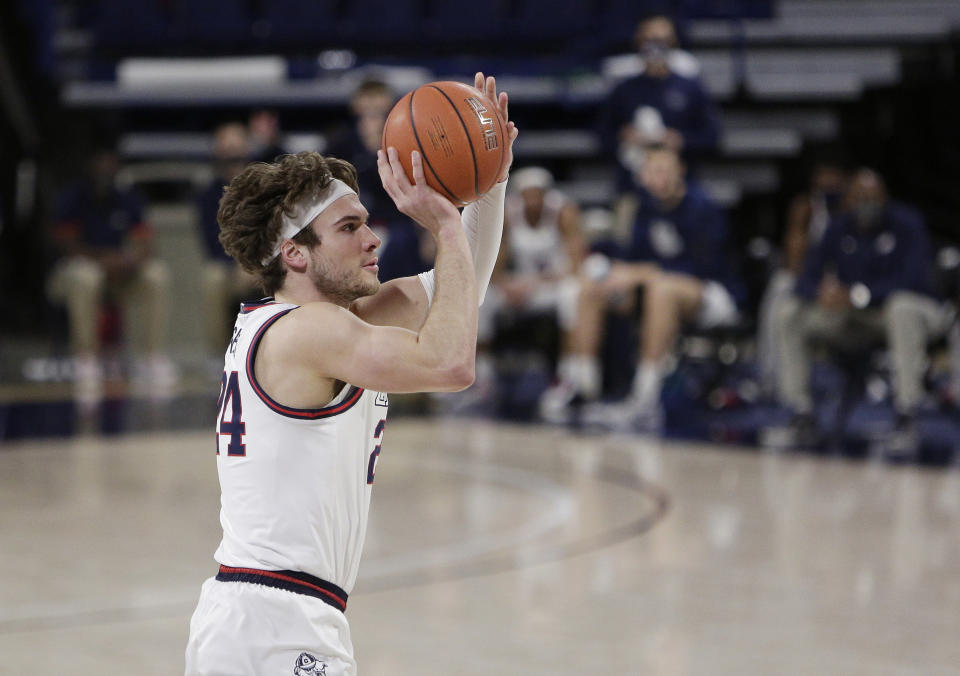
top-left (185, 576), bottom-right (356, 675)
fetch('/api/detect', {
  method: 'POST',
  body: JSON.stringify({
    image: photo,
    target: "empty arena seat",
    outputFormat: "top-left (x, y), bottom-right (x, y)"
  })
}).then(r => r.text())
top-left (509, 0), bottom-right (596, 43)
top-left (423, 0), bottom-right (509, 46)
top-left (687, 0), bottom-right (773, 19)
top-left (257, 0), bottom-right (339, 48)
top-left (172, 0), bottom-right (251, 47)
top-left (94, 0), bottom-right (170, 52)
top-left (339, 0), bottom-right (424, 47)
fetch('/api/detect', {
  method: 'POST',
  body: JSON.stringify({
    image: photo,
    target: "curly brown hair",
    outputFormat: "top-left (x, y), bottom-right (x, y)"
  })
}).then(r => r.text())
top-left (217, 152), bottom-right (359, 295)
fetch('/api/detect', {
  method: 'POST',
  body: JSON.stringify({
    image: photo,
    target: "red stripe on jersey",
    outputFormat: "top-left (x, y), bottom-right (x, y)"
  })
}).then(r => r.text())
top-left (240, 301), bottom-right (277, 314)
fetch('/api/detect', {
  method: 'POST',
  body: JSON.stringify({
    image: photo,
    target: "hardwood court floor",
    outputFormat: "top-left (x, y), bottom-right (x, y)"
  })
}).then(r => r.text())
top-left (0, 419), bottom-right (958, 675)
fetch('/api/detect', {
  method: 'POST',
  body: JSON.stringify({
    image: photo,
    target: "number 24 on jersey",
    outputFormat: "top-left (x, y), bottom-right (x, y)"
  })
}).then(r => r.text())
top-left (215, 371), bottom-right (387, 484)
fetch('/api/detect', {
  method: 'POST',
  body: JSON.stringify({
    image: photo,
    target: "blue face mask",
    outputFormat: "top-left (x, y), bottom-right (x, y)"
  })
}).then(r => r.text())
top-left (855, 201), bottom-right (883, 229)
top-left (641, 41), bottom-right (670, 63)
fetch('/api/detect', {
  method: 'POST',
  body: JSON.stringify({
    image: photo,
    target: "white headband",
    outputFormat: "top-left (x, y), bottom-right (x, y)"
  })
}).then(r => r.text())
top-left (261, 178), bottom-right (357, 266)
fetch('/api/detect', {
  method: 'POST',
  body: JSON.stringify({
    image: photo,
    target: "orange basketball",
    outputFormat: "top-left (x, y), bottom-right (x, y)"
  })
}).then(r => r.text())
top-left (381, 81), bottom-right (507, 206)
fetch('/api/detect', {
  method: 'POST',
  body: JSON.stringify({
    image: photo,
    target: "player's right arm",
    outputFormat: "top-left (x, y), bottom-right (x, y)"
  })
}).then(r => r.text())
top-left (268, 148), bottom-right (478, 394)
top-left (353, 73), bottom-right (517, 333)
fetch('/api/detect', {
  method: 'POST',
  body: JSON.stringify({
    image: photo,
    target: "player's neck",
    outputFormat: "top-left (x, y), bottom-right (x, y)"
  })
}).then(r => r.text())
top-left (275, 276), bottom-right (352, 308)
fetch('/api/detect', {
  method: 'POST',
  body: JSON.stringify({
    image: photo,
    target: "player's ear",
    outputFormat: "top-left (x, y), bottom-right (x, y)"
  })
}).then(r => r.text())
top-left (280, 239), bottom-right (308, 271)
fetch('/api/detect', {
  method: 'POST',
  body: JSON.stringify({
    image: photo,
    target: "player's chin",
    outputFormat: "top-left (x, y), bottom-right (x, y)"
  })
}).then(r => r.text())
top-left (358, 275), bottom-right (381, 297)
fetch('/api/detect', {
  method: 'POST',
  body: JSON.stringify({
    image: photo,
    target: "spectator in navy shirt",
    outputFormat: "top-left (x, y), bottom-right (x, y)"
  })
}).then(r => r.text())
top-left (541, 147), bottom-right (742, 431)
top-left (757, 157), bottom-right (848, 394)
top-left (774, 168), bottom-right (953, 444)
top-left (47, 146), bottom-right (174, 405)
top-left (196, 122), bottom-right (257, 357)
top-left (599, 14), bottom-right (721, 197)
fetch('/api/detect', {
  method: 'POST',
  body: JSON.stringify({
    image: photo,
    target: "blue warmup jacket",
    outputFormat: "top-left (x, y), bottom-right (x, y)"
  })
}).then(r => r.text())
top-left (599, 71), bottom-right (722, 160)
top-left (795, 202), bottom-right (936, 306)
top-left (55, 181), bottom-right (148, 249)
top-left (626, 183), bottom-right (745, 307)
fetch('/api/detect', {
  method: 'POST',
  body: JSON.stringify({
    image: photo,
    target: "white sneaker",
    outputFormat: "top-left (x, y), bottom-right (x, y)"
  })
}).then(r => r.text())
top-left (581, 398), bottom-right (663, 434)
top-left (539, 380), bottom-right (583, 424)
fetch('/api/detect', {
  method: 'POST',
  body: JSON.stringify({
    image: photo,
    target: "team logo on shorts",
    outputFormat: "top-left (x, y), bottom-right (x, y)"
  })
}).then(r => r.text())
top-left (294, 652), bottom-right (327, 675)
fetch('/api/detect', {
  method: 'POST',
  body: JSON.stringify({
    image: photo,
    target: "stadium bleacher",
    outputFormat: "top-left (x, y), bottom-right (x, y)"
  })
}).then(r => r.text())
top-left (50, 0), bottom-right (945, 222)
top-left (2, 0), bottom-right (958, 460)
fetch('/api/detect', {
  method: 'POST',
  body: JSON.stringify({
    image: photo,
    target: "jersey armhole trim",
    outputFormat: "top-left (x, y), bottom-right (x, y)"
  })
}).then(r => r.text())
top-left (245, 308), bottom-right (365, 420)
top-left (240, 298), bottom-right (277, 314)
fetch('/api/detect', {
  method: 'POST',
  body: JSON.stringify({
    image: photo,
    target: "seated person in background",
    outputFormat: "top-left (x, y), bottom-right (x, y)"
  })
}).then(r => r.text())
top-left (540, 146), bottom-right (743, 431)
top-left (774, 168), bottom-right (953, 444)
top-left (757, 157), bottom-right (848, 394)
top-left (599, 13), bottom-right (721, 197)
top-left (47, 146), bottom-right (175, 403)
top-left (196, 122), bottom-right (259, 357)
top-left (327, 78), bottom-right (430, 282)
top-left (486, 166), bottom-right (585, 340)
top-left (439, 167), bottom-right (585, 412)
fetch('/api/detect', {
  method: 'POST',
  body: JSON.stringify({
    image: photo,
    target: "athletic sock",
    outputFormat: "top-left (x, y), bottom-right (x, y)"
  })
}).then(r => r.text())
top-left (630, 360), bottom-right (665, 412)
top-left (557, 354), bottom-right (601, 400)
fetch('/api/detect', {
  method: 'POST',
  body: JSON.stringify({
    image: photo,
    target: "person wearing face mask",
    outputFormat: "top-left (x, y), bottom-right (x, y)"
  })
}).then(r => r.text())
top-left (196, 122), bottom-right (259, 359)
top-left (540, 147), bottom-right (743, 432)
top-left (773, 168), bottom-right (953, 449)
top-left (598, 13), bottom-right (721, 198)
top-left (756, 158), bottom-right (849, 395)
top-left (46, 144), bottom-right (175, 406)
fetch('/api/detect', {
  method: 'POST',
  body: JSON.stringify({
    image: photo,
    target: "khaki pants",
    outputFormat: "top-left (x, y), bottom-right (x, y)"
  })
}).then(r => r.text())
top-left (200, 260), bottom-right (258, 354)
top-left (775, 290), bottom-right (951, 414)
top-left (756, 268), bottom-right (796, 393)
top-left (47, 256), bottom-right (170, 356)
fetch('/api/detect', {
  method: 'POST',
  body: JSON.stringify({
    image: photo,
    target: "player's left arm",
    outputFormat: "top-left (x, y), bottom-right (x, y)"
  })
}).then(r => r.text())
top-left (354, 72), bottom-right (518, 332)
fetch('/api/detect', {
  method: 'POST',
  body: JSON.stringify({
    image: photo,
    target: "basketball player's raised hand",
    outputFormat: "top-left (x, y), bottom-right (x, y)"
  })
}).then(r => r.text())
top-left (377, 146), bottom-right (461, 236)
top-left (475, 72), bottom-right (518, 183)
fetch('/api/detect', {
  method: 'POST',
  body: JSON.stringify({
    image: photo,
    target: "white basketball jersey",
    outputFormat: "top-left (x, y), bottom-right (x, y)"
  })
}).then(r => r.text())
top-left (212, 300), bottom-right (389, 594)
top-left (504, 189), bottom-right (571, 277)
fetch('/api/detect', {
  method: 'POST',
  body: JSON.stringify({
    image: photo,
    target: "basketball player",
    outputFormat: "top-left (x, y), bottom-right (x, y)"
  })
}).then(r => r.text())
top-left (185, 73), bottom-right (517, 675)
top-left (482, 167), bottom-right (584, 377)
top-left (492, 166), bottom-right (584, 319)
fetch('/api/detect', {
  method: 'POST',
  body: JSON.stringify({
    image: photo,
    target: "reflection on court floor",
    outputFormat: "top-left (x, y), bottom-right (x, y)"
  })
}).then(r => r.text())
top-left (1, 420), bottom-right (958, 675)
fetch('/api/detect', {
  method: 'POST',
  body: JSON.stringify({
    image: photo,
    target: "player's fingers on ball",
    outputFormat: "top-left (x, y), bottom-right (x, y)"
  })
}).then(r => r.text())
top-left (486, 75), bottom-right (496, 102)
top-left (474, 72), bottom-right (484, 90)
top-left (379, 148), bottom-right (397, 185)
top-left (499, 91), bottom-right (509, 119)
top-left (377, 169), bottom-right (400, 203)
top-left (410, 150), bottom-right (426, 186)
top-left (376, 149), bottom-right (390, 176)
top-left (376, 150), bottom-right (394, 187)
top-left (387, 147), bottom-right (408, 187)
top-left (384, 150), bottom-right (410, 203)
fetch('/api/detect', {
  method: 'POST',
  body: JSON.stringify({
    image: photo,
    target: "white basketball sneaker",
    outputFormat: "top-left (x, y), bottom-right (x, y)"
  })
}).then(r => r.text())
top-left (539, 380), bottom-right (583, 425)
top-left (581, 397), bottom-right (663, 434)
